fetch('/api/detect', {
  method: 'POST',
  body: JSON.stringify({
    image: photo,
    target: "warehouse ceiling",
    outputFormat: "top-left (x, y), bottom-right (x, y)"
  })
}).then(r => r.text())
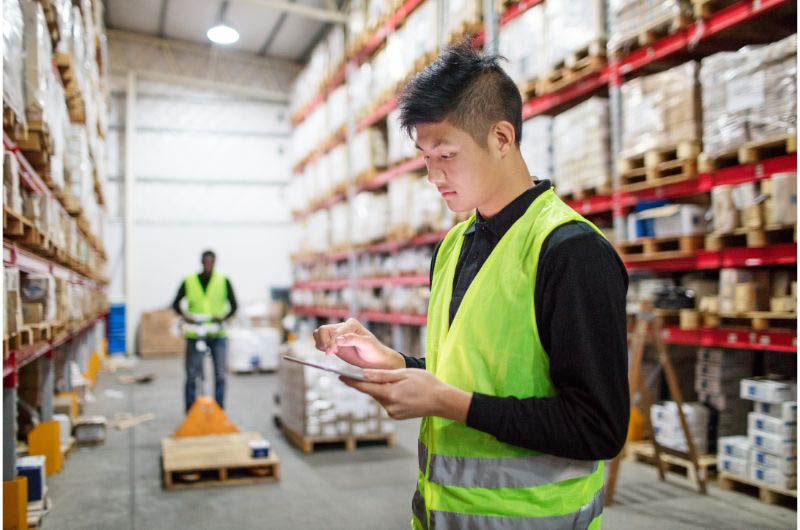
top-left (104, 0), bottom-right (341, 63)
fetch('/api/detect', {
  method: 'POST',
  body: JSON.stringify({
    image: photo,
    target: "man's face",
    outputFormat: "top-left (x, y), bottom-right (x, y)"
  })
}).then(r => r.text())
top-left (202, 255), bottom-right (215, 273)
top-left (415, 121), bottom-right (497, 213)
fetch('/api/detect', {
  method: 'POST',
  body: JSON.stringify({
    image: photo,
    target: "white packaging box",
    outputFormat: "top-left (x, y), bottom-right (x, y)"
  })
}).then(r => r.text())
top-left (752, 450), bottom-right (797, 475)
top-left (748, 412), bottom-right (797, 441)
top-left (718, 435), bottom-right (752, 460)
top-left (638, 204), bottom-right (708, 238)
top-left (750, 465), bottom-right (797, 490)
top-left (755, 401), bottom-right (798, 422)
top-left (741, 378), bottom-right (797, 404)
top-left (750, 430), bottom-right (797, 457)
top-left (718, 454), bottom-right (749, 477)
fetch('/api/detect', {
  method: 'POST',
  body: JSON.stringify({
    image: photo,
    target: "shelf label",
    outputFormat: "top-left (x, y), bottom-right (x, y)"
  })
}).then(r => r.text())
top-left (582, 200), bottom-right (590, 213)
top-left (759, 335), bottom-right (771, 346)
top-left (753, 0), bottom-right (762, 10)
top-left (647, 47), bottom-right (655, 59)
top-left (727, 333), bottom-right (738, 343)
top-left (744, 258), bottom-right (762, 267)
top-left (755, 163), bottom-right (764, 178)
top-left (748, 332), bottom-right (757, 343)
top-left (661, 329), bottom-right (671, 340)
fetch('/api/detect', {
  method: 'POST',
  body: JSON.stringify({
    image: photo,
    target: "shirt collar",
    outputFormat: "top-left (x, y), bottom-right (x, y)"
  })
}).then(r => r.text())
top-left (465, 180), bottom-right (552, 238)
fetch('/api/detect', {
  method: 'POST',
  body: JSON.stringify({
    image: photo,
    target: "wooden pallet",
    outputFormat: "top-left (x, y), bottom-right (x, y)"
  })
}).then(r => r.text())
top-left (3, 207), bottom-right (29, 238)
top-left (698, 134), bottom-right (798, 173)
top-left (281, 422), bottom-right (395, 453)
top-left (162, 432), bottom-right (280, 490)
top-left (3, 105), bottom-right (28, 142)
top-left (627, 441), bottom-right (717, 487)
top-left (26, 496), bottom-right (51, 528)
top-left (560, 182), bottom-right (612, 202)
top-left (705, 224), bottom-right (796, 251)
top-left (718, 472), bottom-right (797, 508)
top-left (27, 323), bottom-right (52, 343)
top-left (619, 141), bottom-right (700, 192)
top-left (537, 54), bottom-right (605, 96)
top-left (609, 11), bottom-right (691, 56)
top-left (653, 309), bottom-right (702, 330)
top-left (616, 235), bottom-right (704, 262)
top-left (692, 0), bottom-right (745, 18)
top-left (18, 327), bottom-right (34, 348)
top-left (712, 312), bottom-right (798, 331)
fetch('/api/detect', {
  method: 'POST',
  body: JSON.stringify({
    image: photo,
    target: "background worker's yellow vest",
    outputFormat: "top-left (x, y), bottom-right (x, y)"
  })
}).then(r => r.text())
top-left (413, 189), bottom-right (605, 529)
top-left (183, 272), bottom-right (228, 338)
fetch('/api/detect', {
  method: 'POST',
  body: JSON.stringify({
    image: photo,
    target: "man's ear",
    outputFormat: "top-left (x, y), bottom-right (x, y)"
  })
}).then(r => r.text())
top-left (489, 121), bottom-right (516, 158)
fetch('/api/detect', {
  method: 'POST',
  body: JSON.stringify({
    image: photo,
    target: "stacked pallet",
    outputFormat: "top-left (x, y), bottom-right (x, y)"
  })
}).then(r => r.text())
top-left (608, 0), bottom-right (692, 56)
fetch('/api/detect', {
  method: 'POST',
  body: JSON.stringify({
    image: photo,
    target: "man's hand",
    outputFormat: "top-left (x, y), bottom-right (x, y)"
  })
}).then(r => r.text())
top-left (340, 369), bottom-right (472, 422)
top-left (312, 319), bottom-right (404, 370)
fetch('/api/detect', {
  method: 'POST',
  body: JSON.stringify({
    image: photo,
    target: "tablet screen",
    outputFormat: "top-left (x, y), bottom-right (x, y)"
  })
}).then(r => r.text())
top-left (282, 355), bottom-right (370, 382)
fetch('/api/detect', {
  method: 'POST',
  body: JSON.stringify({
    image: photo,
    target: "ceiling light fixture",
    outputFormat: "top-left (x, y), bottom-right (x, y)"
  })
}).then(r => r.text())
top-left (207, 1), bottom-right (239, 45)
top-left (207, 22), bottom-right (239, 44)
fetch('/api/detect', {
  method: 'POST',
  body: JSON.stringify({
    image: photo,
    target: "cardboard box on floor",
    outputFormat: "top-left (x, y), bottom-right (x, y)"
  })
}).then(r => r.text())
top-left (138, 309), bottom-right (185, 357)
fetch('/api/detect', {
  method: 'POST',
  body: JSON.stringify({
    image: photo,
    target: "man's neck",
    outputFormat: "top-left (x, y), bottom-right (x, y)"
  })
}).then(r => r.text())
top-left (477, 175), bottom-right (534, 219)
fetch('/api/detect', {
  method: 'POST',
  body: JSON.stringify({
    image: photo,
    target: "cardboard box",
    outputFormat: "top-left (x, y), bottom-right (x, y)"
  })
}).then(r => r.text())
top-left (22, 302), bottom-right (44, 325)
top-left (750, 465), bottom-right (796, 489)
top-left (754, 401), bottom-right (797, 422)
top-left (638, 204), bottom-right (708, 238)
top-left (764, 172), bottom-right (797, 226)
top-left (711, 185), bottom-right (738, 233)
top-left (719, 435), bottom-right (752, 460)
top-left (138, 310), bottom-right (185, 357)
top-left (752, 450), bottom-right (797, 475)
top-left (749, 430), bottom-right (797, 457)
top-left (718, 454), bottom-right (749, 476)
top-left (741, 378), bottom-right (797, 404)
top-left (748, 412), bottom-right (797, 440)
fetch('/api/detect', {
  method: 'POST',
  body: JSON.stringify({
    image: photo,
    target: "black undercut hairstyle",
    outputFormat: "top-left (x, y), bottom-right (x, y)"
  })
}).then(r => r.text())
top-left (398, 43), bottom-right (523, 148)
top-left (201, 250), bottom-right (216, 260)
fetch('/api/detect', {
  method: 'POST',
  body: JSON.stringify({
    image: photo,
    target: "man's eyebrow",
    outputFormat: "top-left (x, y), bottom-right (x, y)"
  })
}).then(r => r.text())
top-left (415, 139), bottom-right (445, 151)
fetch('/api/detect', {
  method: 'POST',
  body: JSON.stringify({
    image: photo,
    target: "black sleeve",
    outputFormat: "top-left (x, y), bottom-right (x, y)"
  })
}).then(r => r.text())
top-left (172, 283), bottom-right (187, 317)
top-left (225, 279), bottom-right (238, 320)
top-left (466, 225), bottom-right (630, 460)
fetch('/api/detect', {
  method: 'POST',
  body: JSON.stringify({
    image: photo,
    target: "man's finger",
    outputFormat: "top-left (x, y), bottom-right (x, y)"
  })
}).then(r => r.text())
top-left (335, 333), bottom-right (371, 349)
top-left (339, 377), bottom-right (391, 399)
top-left (362, 369), bottom-right (407, 383)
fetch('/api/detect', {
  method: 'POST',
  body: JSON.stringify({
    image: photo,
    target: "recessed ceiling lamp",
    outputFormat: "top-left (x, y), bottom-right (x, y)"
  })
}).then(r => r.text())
top-left (207, 1), bottom-right (239, 45)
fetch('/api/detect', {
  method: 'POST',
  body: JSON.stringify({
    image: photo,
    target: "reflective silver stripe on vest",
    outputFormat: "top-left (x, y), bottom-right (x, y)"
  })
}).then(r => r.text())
top-left (429, 487), bottom-right (603, 530)
top-left (419, 440), bottom-right (428, 475)
top-left (427, 452), bottom-right (598, 489)
top-left (412, 487), bottom-right (428, 530)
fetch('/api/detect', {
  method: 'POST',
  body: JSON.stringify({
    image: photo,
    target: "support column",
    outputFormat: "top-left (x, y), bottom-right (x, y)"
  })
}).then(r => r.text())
top-left (40, 356), bottom-right (54, 421)
top-left (124, 71), bottom-right (138, 355)
top-left (4, 386), bottom-right (17, 480)
top-left (482, 0), bottom-right (499, 55)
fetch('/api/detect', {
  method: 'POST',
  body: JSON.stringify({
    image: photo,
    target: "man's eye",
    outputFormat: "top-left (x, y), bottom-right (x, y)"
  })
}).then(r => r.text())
top-left (441, 153), bottom-right (455, 160)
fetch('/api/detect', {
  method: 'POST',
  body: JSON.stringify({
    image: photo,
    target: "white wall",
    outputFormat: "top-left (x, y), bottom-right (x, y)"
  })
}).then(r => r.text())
top-left (105, 76), bottom-right (294, 343)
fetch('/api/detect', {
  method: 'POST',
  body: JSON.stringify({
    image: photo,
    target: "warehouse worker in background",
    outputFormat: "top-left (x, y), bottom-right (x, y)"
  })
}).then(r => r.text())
top-left (314, 44), bottom-right (628, 529)
top-left (172, 250), bottom-right (238, 412)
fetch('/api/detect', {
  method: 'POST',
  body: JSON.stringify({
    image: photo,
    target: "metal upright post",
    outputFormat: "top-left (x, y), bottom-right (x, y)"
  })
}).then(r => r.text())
top-left (344, 58), bottom-right (359, 322)
top-left (124, 71), bottom-right (137, 356)
top-left (482, 0), bottom-right (499, 54)
top-left (40, 356), bottom-right (55, 421)
top-left (4, 385), bottom-right (18, 480)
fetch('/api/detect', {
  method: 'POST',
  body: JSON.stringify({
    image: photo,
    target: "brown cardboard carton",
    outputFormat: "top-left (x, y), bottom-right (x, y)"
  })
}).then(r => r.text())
top-left (22, 303), bottom-right (44, 324)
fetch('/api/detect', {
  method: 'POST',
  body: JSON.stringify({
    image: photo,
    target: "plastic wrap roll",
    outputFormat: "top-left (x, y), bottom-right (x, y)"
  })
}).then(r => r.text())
top-left (3, 0), bottom-right (26, 126)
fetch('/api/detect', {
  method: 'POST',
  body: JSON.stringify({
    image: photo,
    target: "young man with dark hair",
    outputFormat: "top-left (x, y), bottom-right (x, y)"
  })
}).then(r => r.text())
top-left (314, 44), bottom-right (628, 529)
top-left (172, 250), bottom-right (238, 411)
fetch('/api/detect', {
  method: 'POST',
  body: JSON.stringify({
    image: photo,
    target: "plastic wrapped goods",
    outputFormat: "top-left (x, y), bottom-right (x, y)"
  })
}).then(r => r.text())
top-left (520, 117), bottom-right (552, 182)
top-left (387, 108), bottom-right (417, 164)
top-left (552, 97), bottom-right (611, 197)
top-left (352, 191), bottom-right (389, 245)
top-left (499, 5), bottom-right (547, 86)
top-left (306, 210), bottom-right (331, 253)
top-left (388, 174), bottom-right (419, 233)
top-left (349, 128), bottom-right (387, 182)
top-left (700, 34), bottom-right (797, 158)
top-left (620, 61), bottom-right (701, 157)
top-left (22, 0), bottom-right (53, 118)
top-left (410, 178), bottom-right (457, 233)
top-left (545, 0), bottom-right (605, 69)
top-left (444, 0), bottom-right (482, 42)
top-left (330, 202), bottom-right (351, 249)
top-left (405, 0), bottom-right (437, 72)
top-left (608, 0), bottom-right (691, 53)
top-left (3, 0), bottom-right (26, 126)
top-left (328, 145), bottom-right (349, 192)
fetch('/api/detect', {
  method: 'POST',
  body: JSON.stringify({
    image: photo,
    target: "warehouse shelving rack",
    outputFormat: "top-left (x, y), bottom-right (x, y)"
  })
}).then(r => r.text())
top-left (290, 0), bottom-right (797, 358)
top-left (3, 141), bottom-right (109, 486)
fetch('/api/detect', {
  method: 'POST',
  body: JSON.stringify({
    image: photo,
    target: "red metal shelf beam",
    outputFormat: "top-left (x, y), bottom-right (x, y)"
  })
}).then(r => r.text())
top-left (291, 306), bottom-right (428, 326)
top-left (661, 326), bottom-right (797, 353)
top-left (294, 274), bottom-right (429, 290)
top-left (625, 243), bottom-right (797, 272)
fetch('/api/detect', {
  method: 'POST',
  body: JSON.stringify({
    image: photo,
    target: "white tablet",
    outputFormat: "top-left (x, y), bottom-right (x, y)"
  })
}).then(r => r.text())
top-left (282, 355), bottom-right (370, 382)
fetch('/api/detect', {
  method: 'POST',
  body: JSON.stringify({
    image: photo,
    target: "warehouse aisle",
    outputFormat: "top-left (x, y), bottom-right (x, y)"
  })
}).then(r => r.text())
top-left (42, 359), bottom-right (796, 530)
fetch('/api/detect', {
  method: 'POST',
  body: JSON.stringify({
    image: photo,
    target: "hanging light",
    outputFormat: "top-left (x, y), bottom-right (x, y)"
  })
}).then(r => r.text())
top-left (207, 22), bottom-right (239, 45)
top-left (207, 1), bottom-right (239, 45)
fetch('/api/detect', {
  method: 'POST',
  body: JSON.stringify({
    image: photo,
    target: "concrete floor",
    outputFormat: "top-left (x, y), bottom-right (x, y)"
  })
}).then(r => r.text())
top-left (43, 358), bottom-right (796, 530)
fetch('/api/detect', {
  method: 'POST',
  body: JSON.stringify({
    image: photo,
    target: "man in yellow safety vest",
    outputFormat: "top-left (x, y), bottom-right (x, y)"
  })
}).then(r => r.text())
top-left (313, 44), bottom-right (629, 529)
top-left (172, 250), bottom-right (238, 412)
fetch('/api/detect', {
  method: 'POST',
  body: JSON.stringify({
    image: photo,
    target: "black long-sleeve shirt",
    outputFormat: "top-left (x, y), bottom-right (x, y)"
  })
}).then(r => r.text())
top-left (403, 181), bottom-right (629, 461)
top-left (171, 272), bottom-right (238, 321)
